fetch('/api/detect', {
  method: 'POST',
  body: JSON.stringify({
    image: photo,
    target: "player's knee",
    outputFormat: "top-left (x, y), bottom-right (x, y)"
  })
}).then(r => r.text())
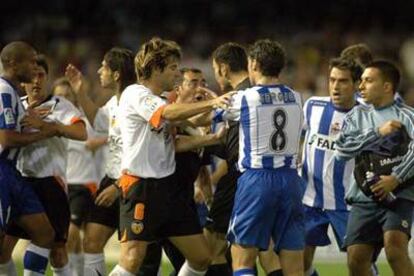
top-left (50, 245), bottom-right (68, 268)
top-left (384, 244), bottom-right (407, 266)
top-left (347, 251), bottom-right (369, 271)
top-left (83, 234), bottom-right (105, 253)
top-left (187, 252), bottom-right (212, 270)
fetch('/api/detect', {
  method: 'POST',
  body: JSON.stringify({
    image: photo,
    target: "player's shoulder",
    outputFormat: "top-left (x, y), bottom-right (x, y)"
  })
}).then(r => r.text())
top-left (0, 78), bottom-right (16, 97)
top-left (305, 96), bottom-right (330, 106)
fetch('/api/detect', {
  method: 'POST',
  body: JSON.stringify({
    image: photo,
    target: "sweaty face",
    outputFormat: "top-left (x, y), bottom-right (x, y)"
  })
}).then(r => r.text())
top-left (16, 50), bottom-right (37, 83)
top-left (177, 71), bottom-right (207, 103)
top-left (97, 60), bottom-right (116, 88)
top-left (160, 57), bottom-right (181, 92)
top-left (328, 67), bottom-right (356, 109)
top-left (22, 65), bottom-right (48, 102)
top-left (359, 68), bottom-right (387, 107)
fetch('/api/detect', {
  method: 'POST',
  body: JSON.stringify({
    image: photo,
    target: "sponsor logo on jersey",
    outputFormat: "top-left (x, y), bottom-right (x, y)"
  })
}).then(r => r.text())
top-left (308, 133), bottom-right (337, 151)
top-left (4, 108), bottom-right (15, 125)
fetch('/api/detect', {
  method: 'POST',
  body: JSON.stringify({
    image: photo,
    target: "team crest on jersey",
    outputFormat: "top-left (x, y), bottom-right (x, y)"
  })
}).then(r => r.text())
top-left (144, 96), bottom-right (158, 111)
top-left (330, 122), bottom-right (342, 135)
top-left (111, 116), bottom-right (117, 128)
top-left (402, 220), bottom-right (409, 228)
top-left (131, 221), bottom-right (144, 234)
top-left (4, 108), bottom-right (15, 125)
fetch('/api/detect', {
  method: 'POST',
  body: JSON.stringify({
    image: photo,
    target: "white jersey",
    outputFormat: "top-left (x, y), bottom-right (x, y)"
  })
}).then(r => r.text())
top-left (17, 96), bottom-right (83, 181)
top-left (66, 111), bottom-right (99, 184)
top-left (221, 84), bottom-right (303, 172)
top-left (119, 84), bottom-right (175, 178)
top-left (301, 97), bottom-right (354, 211)
top-left (94, 95), bottom-right (122, 179)
top-left (0, 78), bottom-right (25, 163)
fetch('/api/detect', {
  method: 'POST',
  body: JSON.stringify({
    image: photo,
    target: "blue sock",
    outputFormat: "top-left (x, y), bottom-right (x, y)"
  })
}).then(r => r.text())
top-left (23, 243), bottom-right (49, 275)
top-left (234, 268), bottom-right (256, 276)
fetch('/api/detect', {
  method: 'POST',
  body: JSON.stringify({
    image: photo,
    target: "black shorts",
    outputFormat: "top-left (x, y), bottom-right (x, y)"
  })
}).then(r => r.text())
top-left (344, 199), bottom-right (414, 248)
top-left (68, 184), bottom-right (95, 227)
top-left (119, 173), bottom-right (202, 242)
top-left (6, 177), bottom-right (70, 242)
top-left (205, 169), bottom-right (241, 234)
top-left (86, 175), bottom-right (119, 229)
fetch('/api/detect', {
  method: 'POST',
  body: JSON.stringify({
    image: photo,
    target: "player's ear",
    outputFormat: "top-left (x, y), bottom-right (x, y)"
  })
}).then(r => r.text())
top-left (221, 64), bottom-right (230, 79)
top-left (113, 71), bottom-right (120, 82)
top-left (383, 81), bottom-right (393, 94)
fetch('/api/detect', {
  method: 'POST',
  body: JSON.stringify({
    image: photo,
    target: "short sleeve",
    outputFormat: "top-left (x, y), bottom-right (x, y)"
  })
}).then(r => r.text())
top-left (0, 87), bottom-right (17, 129)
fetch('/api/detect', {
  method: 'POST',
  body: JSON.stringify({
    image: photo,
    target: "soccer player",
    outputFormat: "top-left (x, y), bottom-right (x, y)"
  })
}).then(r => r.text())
top-left (65, 47), bottom-right (136, 276)
top-left (335, 60), bottom-right (414, 276)
top-left (108, 37), bottom-right (232, 276)
top-left (0, 42), bottom-right (64, 276)
top-left (300, 58), bottom-right (362, 276)
top-left (51, 77), bottom-right (100, 276)
top-left (218, 39), bottom-right (304, 276)
top-left (340, 43), bottom-right (404, 104)
top-left (0, 54), bottom-right (87, 276)
top-left (207, 42), bottom-right (282, 276)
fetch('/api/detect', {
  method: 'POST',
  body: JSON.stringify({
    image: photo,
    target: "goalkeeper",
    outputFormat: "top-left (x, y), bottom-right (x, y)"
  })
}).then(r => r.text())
top-left (335, 60), bottom-right (414, 276)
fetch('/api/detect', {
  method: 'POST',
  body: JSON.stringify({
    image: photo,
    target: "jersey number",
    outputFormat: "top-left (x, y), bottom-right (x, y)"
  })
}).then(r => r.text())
top-left (270, 109), bottom-right (287, 152)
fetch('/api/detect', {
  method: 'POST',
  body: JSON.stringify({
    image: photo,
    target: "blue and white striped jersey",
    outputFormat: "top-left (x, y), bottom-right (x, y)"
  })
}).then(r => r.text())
top-left (0, 77), bottom-right (25, 164)
top-left (301, 97), bottom-right (355, 211)
top-left (220, 84), bottom-right (303, 172)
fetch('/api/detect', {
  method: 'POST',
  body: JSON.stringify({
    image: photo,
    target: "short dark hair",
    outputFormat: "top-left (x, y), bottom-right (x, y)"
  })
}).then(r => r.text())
top-left (104, 47), bottom-right (136, 91)
top-left (247, 39), bottom-right (286, 77)
top-left (135, 37), bottom-right (182, 81)
top-left (180, 67), bottom-right (202, 75)
top-left (366, 60), bottom-right (400, 93)
top-left (340, 44), bottom-right (373, 67)
top-left (212, 42), bottom-right (247, 72)
top-left (329, 57), bottom-right (363, 82)
top-left (36, 54), bottom-right (48, 74)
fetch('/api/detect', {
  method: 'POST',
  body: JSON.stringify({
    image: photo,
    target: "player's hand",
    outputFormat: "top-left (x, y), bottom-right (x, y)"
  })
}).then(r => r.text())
top-left (95, 184), bottom-right (118, 207)
top-left (378, 120), bottom-right (401, 137)
top-left (65, 64), bottom-right (84, 93)
top-left (21, 114), bottom-right (47, 130)
top-left (211, 91), bottom-right (236, 109)
top-left (370, 175), bottom-right (399, 201)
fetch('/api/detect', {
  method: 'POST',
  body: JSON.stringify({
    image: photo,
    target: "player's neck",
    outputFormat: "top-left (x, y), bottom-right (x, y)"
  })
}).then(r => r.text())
top-left (373, 96), bottom-right (394, 109)
top-left (230, 72), bottom-right (248, 89)
top-left (141, 80), bottom-right (163, 96)
top-left (255, 76), bottom-right (281, 86)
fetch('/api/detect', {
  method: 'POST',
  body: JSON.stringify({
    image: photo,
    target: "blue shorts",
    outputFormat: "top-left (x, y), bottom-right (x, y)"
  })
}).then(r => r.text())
top-left (0, 159), bottom-right (44, 231)
top-left (303, 205), bottom-right (348, 250)
top-left (227, 168), bottom-right (305, 252)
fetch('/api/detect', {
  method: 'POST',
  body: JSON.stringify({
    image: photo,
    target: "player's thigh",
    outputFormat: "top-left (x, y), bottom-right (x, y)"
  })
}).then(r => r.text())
top-left (0, 235), bottom-right (18, 262)
top-left (203, 228), bottom-right (228, 260)
top-left (279, 249), bottom-right (304, 274)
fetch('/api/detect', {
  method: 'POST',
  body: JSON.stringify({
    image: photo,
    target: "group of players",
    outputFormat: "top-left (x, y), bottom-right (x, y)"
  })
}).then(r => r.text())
top-left (0, 37), bottom-right (413, 276)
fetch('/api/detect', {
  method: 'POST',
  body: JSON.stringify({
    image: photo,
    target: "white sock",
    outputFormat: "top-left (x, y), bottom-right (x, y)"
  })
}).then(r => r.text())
top-left (84, 253), bottom-right (106, 276)
top-left (23, 243), bottom-right (50, 276)
top-left (178, 261), bottom-right (207, 276)
top-left (69, 253), bottom-right (83, 276)
top-left (108, 264), bottom-right (135, 276)
top-left (0, 260), bottom-right (17, 276)
top-left (51, 263), bottom-right (71, 276)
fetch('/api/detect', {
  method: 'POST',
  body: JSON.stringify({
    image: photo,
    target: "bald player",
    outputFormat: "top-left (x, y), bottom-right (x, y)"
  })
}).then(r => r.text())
top-left (0, 41), bottom-right (57, 275)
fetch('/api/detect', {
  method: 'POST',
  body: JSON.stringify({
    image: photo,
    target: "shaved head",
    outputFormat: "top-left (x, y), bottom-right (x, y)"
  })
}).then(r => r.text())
top-left (1, 41), bottom-right (36, 69)
top-left (0, 41), bottom-right (37, 83)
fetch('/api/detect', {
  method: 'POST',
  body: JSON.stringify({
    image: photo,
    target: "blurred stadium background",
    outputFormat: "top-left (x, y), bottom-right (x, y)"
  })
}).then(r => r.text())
top-left (2, 0), bottom-right (414, 274)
